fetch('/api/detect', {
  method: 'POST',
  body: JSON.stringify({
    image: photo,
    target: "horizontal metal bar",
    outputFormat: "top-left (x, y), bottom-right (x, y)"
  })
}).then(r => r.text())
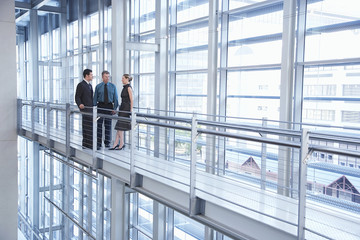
top-left (197, 120), bottom-right (301, 138)
top-left (44, 151), bottom-right (97, 179)
top-left (136, 119), bottom-right (191, 131)
top-left (310, 132), bottom-right (360, 146)
top-left (300, 57), bottom-right (360, 67)
top-left (44, 196), bottom-right (96, 240)
top-left (309, 145), bottom-right (360, 159)
top-left (198, 128), bottom-right (301, 148)
top-left (225, 0), bottom-right (283, 15)
top-left (137, 112), bottom-right (191, 123)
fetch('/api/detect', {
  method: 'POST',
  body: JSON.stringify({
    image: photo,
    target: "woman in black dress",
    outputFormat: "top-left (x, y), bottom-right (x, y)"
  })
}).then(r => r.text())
top-left (109, 74), bottom-right (133, 150)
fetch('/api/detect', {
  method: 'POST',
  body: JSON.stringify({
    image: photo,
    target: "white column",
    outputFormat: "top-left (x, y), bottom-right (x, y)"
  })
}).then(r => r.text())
top-left (206, 0), bottom-right (219, 174)
top-left (278, 0), bottom-right (296, 196)
top-left (112, 0), bottom-right (127, 90)
top-left (154, 0), bottom-right (169, 158)
top-left (111, 179), bottom-right (129, 240)
top-left (0, 0), bottom-right (18, 239)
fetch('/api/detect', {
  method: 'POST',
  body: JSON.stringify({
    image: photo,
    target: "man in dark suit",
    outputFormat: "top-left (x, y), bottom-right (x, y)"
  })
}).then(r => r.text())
top-left (75, 69), bottom-right (94, 149)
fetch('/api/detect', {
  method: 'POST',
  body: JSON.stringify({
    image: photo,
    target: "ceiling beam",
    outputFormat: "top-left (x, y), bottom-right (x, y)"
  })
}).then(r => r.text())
top-left (32, 0), bottom-right (53, 10)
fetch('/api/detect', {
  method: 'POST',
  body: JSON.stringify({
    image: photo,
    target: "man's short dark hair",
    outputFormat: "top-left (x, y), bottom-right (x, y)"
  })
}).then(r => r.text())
top-left (83, 69), bottom-right (92, 78)
top-left (102, 70), bottom-right (110, 76)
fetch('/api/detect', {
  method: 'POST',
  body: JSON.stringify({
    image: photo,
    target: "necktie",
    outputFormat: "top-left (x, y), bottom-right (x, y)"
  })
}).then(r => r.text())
top-left (104, 84), bottom-right (109, 103)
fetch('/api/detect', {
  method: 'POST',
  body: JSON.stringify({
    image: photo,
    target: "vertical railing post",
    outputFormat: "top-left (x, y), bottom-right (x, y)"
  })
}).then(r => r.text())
top-left (260, 117), bottom-right (267, 190)
top-left (93, 106), bottom-right (97, 166)
top-left (146, 108), bottom-right (150, 155)
top-left (47, 102), bottom-right (51, 147)
top-left (298, 128), bottom-right (309, 240)
top-left (17, 99), bottom-right (23, 135)
top-left (130, 111), bottom-right (137, 188)
top-left (65, 103), bottom-right (70, 157)
top-left (189, 114), bottom-right (198, 216)
top-left (31, 100), bottom-right (35, 138)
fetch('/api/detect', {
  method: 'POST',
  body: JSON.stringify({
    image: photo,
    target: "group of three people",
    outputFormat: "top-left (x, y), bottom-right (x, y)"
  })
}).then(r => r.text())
top-left (75, 69), bottom-right (133, 151)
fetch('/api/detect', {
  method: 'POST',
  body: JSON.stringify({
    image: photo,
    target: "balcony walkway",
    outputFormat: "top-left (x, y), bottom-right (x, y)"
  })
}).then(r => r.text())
top-left (18, 100), bottom-right (360, 240)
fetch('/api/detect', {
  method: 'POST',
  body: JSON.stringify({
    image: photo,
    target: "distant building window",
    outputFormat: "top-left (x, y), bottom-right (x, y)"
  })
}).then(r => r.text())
top-left (340, 162), bottom-right (345, 166)
top-left (320, 153), bottom-right (325, 158)
top-left (328, 155), bottom-right (333, 160)
top-left (343, 84), bottom-right (360, 96)
top-left (304, 109), bottom-right (335, 121)
top-left (349, 164), bottom-right (354, 168)
top-left (342, 111), bottom-right (360, 123)
top-left (303, 85), bottom-right (336, 96)
top-left (257, 106), bottom-right (268, 111)
top-left (258, 85), bottom-right (268, 90)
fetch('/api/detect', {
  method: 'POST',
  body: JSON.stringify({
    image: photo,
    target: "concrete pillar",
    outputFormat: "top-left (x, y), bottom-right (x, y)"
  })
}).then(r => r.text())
top-left (0, 2), bottom-right (18, 240)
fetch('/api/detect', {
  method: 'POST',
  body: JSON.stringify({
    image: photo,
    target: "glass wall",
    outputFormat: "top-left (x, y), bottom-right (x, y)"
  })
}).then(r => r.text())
top-left (16, 0), bottom-right (360, 239)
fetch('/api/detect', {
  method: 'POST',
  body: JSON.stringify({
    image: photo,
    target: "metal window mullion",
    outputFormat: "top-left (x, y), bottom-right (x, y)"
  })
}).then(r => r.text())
top-left (293, 0), bottom-right (307, 126)
top-left (292, 0), bottom-right (308, 199)
top-left (79, 171), bottom-right (84, 240)
top-left (218, 0), bottom-right (229, 176)
top-left (48, 13), bottom-right (54, 103)
top-left (134, 0), bottom-right (140, 149)
top-left (78, 0), bottom-right (84, 71)
top-left (62, 158), bottom-right (71, 239)
top-left (96, 174), bottom-right (104, 239)
top-left (30, 9), bottom-right (39, 102)
top-left (168, 0), bottom-right (177, 162)
top-left (166, 208), bottom-right (174, 240)
top-left (86, 174), bottom-right (93, 237)
top-left (49, 151), bottom-right (54, 239)
top-left (132, 193), bottom-right (138, 240)
top-left (32, 143), bottom-right (40, 238)
top-left (98, 0), bottom-right (105, 71)
top-left (60, 0), bottom-right (68, 103)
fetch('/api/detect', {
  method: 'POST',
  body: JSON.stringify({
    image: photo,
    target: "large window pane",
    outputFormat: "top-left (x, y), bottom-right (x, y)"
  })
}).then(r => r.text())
top-left (177, 0), bottom-right (208, 23)
top-left (226, 70), bottom-right (280, 120)
top-left (305, 0), bottom-right (360, 61)
top-left (176, 27), bottom-right (208, 71)
top-left (176, 73), bottom-right (207, 113)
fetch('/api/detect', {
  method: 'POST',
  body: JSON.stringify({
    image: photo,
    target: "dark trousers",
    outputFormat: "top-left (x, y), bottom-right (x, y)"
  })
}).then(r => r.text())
top-left (82, 113), bottom-right (93, 148)
top-left (97, 103), bottom-right (113, 147)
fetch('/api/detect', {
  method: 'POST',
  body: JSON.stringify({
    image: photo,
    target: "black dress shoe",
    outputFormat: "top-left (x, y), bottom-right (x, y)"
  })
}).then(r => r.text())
top-left (105, 144), bottom-right (110, 148)
top-left (109, 144), bottom-right (119, 150)
top-left (116, 145), bottom-right (125, 150)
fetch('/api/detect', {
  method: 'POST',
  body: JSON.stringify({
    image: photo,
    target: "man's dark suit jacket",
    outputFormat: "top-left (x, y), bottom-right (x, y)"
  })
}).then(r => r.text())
top-left (75, 80), bottom-right (94, 148)
top-left (75, 80), bottom-right (93, 112)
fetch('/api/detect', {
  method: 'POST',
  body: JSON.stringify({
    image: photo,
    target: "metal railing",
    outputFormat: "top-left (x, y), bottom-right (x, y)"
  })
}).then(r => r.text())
top-left (17, 99), bottom-right (360, 240)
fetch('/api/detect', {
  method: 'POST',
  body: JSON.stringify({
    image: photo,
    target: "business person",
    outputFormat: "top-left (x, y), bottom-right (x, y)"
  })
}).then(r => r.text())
top-left (110, 74), bottom-right (133, 150)
top-left (75, 69), bottom-right (94, 149)
top-left (93, 71), bottom-right (119, 148)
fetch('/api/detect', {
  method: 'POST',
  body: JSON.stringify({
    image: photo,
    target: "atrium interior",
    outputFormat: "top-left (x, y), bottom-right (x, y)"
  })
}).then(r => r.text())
top-left (0, 0), bottom-right (360, 239)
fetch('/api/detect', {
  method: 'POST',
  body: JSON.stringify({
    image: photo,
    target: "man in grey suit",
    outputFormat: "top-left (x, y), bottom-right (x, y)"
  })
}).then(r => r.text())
top-left (75, 69), bottom-right (94, 149)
